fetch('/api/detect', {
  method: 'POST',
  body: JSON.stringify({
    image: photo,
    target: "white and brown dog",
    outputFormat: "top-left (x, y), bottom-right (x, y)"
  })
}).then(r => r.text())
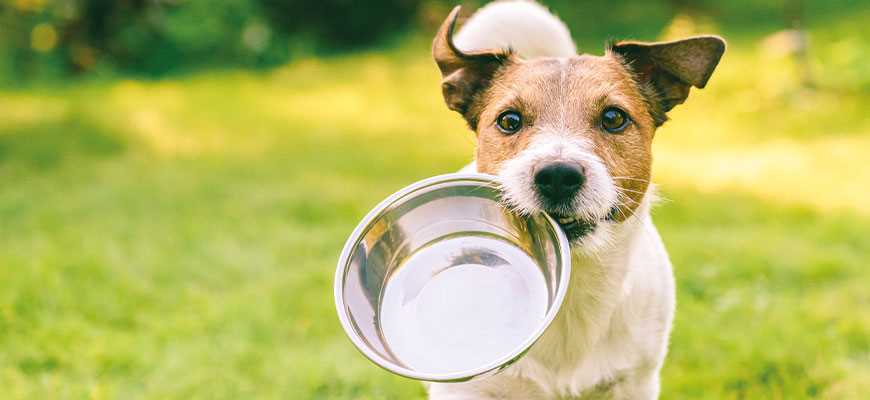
top-left (429, 1), bottom-right (724, 399)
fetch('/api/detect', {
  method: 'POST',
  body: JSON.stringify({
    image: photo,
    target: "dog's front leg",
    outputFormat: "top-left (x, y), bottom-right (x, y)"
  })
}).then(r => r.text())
top-left (609, 367), bottom-right (661, 400)
top-left (428, 376), bottom-right (548, 400)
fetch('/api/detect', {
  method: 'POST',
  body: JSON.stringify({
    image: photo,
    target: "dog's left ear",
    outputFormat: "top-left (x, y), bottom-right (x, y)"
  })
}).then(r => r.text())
top-left (433, 6), bottom-right (513, 128)
top-left (611, 35), bottom-right (725, 125)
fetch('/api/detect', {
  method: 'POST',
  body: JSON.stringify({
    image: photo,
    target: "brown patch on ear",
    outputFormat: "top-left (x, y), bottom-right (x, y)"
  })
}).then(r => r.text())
top-left (610, 35), bottom-right (725, 125)
top-left (433, 6), bottom-right (514, 128)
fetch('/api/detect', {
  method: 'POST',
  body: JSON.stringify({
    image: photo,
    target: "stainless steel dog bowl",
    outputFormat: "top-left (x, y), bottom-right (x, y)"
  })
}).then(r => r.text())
top-left (334, 173), bottom-right (571, 382)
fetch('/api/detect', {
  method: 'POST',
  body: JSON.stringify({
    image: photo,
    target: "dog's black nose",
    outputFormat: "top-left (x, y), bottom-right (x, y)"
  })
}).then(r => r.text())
top-left (534, 163), bottom-right (584, 204)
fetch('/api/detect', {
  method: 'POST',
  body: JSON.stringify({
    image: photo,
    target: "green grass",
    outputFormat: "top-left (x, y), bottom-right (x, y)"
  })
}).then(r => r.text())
top-left (1, 2), bottom-right (869, 399)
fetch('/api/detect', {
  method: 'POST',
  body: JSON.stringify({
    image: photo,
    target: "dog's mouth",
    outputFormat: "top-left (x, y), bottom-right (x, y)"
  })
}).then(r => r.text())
top-left (550, 207), bottom-right (619, 241)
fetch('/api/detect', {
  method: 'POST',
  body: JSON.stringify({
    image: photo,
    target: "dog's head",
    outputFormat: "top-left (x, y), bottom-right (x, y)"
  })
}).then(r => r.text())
top-left (433, 7), bottom-right (724, 251)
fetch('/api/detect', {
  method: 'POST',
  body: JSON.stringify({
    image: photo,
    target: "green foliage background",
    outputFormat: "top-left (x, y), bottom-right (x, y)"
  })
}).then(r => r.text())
top-left (0, 0), bottom-right (868, 398)
top-left (0, 0), bottom-right (421, 79)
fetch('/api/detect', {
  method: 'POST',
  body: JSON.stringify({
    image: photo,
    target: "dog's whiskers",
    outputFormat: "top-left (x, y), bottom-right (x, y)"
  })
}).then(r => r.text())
top-left (614, 187), bottom-right (647, 195)
top-left (611, 176), bottom-right (651, 184)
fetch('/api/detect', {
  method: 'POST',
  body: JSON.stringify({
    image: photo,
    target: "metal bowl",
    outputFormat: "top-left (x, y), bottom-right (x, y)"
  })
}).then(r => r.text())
top-left (334, 173), bottom-right (571, 382)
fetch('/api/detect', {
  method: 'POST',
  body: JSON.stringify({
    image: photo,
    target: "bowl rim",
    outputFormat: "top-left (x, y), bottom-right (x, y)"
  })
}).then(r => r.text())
top-left (333, 172), bottom-right (572, 382)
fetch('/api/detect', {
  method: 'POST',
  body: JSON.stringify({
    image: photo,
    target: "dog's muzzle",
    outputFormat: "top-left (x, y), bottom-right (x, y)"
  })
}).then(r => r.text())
top-left (534, 162), bottom-right (584, 206)
top-left (535, 162), bottom-right (619, 241)
top-left (533, 162), bottom-right (599, 240)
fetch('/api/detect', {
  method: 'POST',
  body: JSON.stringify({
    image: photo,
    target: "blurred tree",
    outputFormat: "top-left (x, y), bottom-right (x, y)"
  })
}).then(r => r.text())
top-left (258, 0), bottom-right (421, 50)
top-left (783, 0), bottom-right (813, 88)
top-left (0, 0), bottom-right (423, 80)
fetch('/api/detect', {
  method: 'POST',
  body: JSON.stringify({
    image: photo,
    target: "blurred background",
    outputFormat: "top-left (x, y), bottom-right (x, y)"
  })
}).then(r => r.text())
top-left (0, 0), bottom-right (868, 398)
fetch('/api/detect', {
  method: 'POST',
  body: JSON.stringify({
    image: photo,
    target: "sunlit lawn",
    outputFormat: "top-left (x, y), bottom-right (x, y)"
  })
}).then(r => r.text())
top-left (1, 4), bottom-right (869, 399)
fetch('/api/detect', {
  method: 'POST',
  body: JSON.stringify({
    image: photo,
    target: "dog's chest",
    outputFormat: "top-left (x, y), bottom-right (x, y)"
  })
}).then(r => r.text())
top-left (512, 293), bottom-right (634, 393)
top-left (507, 241), bottom-right (652, 397)
top-left (516, 321), bottom-right (640, 398)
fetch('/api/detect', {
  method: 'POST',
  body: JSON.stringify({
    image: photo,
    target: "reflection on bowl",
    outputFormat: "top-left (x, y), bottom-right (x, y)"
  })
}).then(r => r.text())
top-left (334, 173), bottom-right (571, 382)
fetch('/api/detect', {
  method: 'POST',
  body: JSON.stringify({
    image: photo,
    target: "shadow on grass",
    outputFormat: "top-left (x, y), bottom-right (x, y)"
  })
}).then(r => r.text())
top-left (0, 147), bottom-right (867, 397)
top-left (0, 114), bottom-right (126, 170)
top-left (652, 188), bottom-right (869, 398)
top-left (305, 187), bottom-right (869, 399)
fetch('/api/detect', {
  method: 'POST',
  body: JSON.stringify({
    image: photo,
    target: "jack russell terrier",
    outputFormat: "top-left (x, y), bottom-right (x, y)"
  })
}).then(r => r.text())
top-left (428, 1), bottom-right (724, 398)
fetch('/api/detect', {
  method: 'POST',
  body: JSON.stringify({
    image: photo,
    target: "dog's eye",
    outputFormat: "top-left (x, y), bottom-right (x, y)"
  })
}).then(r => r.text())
top-left (496, 111), bottom-right (523, 134)
top-left (601, 107), bottom-right (630, 133)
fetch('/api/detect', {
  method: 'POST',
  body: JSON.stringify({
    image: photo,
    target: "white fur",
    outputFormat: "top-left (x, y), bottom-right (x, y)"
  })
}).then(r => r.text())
top-left (498, 132), bottom-right (618, 253)
top-left (429, 206), bottom-right (674, 399)
top-left (453, 0), bottom-right (576, 58)
top-left (430, 2), bottom-right (675, 399)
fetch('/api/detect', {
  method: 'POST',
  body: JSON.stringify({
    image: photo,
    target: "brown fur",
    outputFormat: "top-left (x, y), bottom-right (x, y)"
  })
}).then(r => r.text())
top-left (469, 56), bottom-right (654, 220)
top-left (433, 6), bottom-right (724, 222)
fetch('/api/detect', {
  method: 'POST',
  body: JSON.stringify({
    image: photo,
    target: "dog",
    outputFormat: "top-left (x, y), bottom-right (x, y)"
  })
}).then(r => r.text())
top-left (427, 1), bottom-right (725, 399)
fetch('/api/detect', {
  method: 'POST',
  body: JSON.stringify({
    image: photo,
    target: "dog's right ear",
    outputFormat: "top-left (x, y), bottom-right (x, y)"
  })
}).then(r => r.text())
top-left (611, 36), bottom-right (725, 126)
top-left (433, 6), bottom-right (512, 128)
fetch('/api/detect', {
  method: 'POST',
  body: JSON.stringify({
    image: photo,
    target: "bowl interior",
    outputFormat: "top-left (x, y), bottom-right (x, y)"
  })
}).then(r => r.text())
top-left (336, 175), bottom-right (569, 381)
